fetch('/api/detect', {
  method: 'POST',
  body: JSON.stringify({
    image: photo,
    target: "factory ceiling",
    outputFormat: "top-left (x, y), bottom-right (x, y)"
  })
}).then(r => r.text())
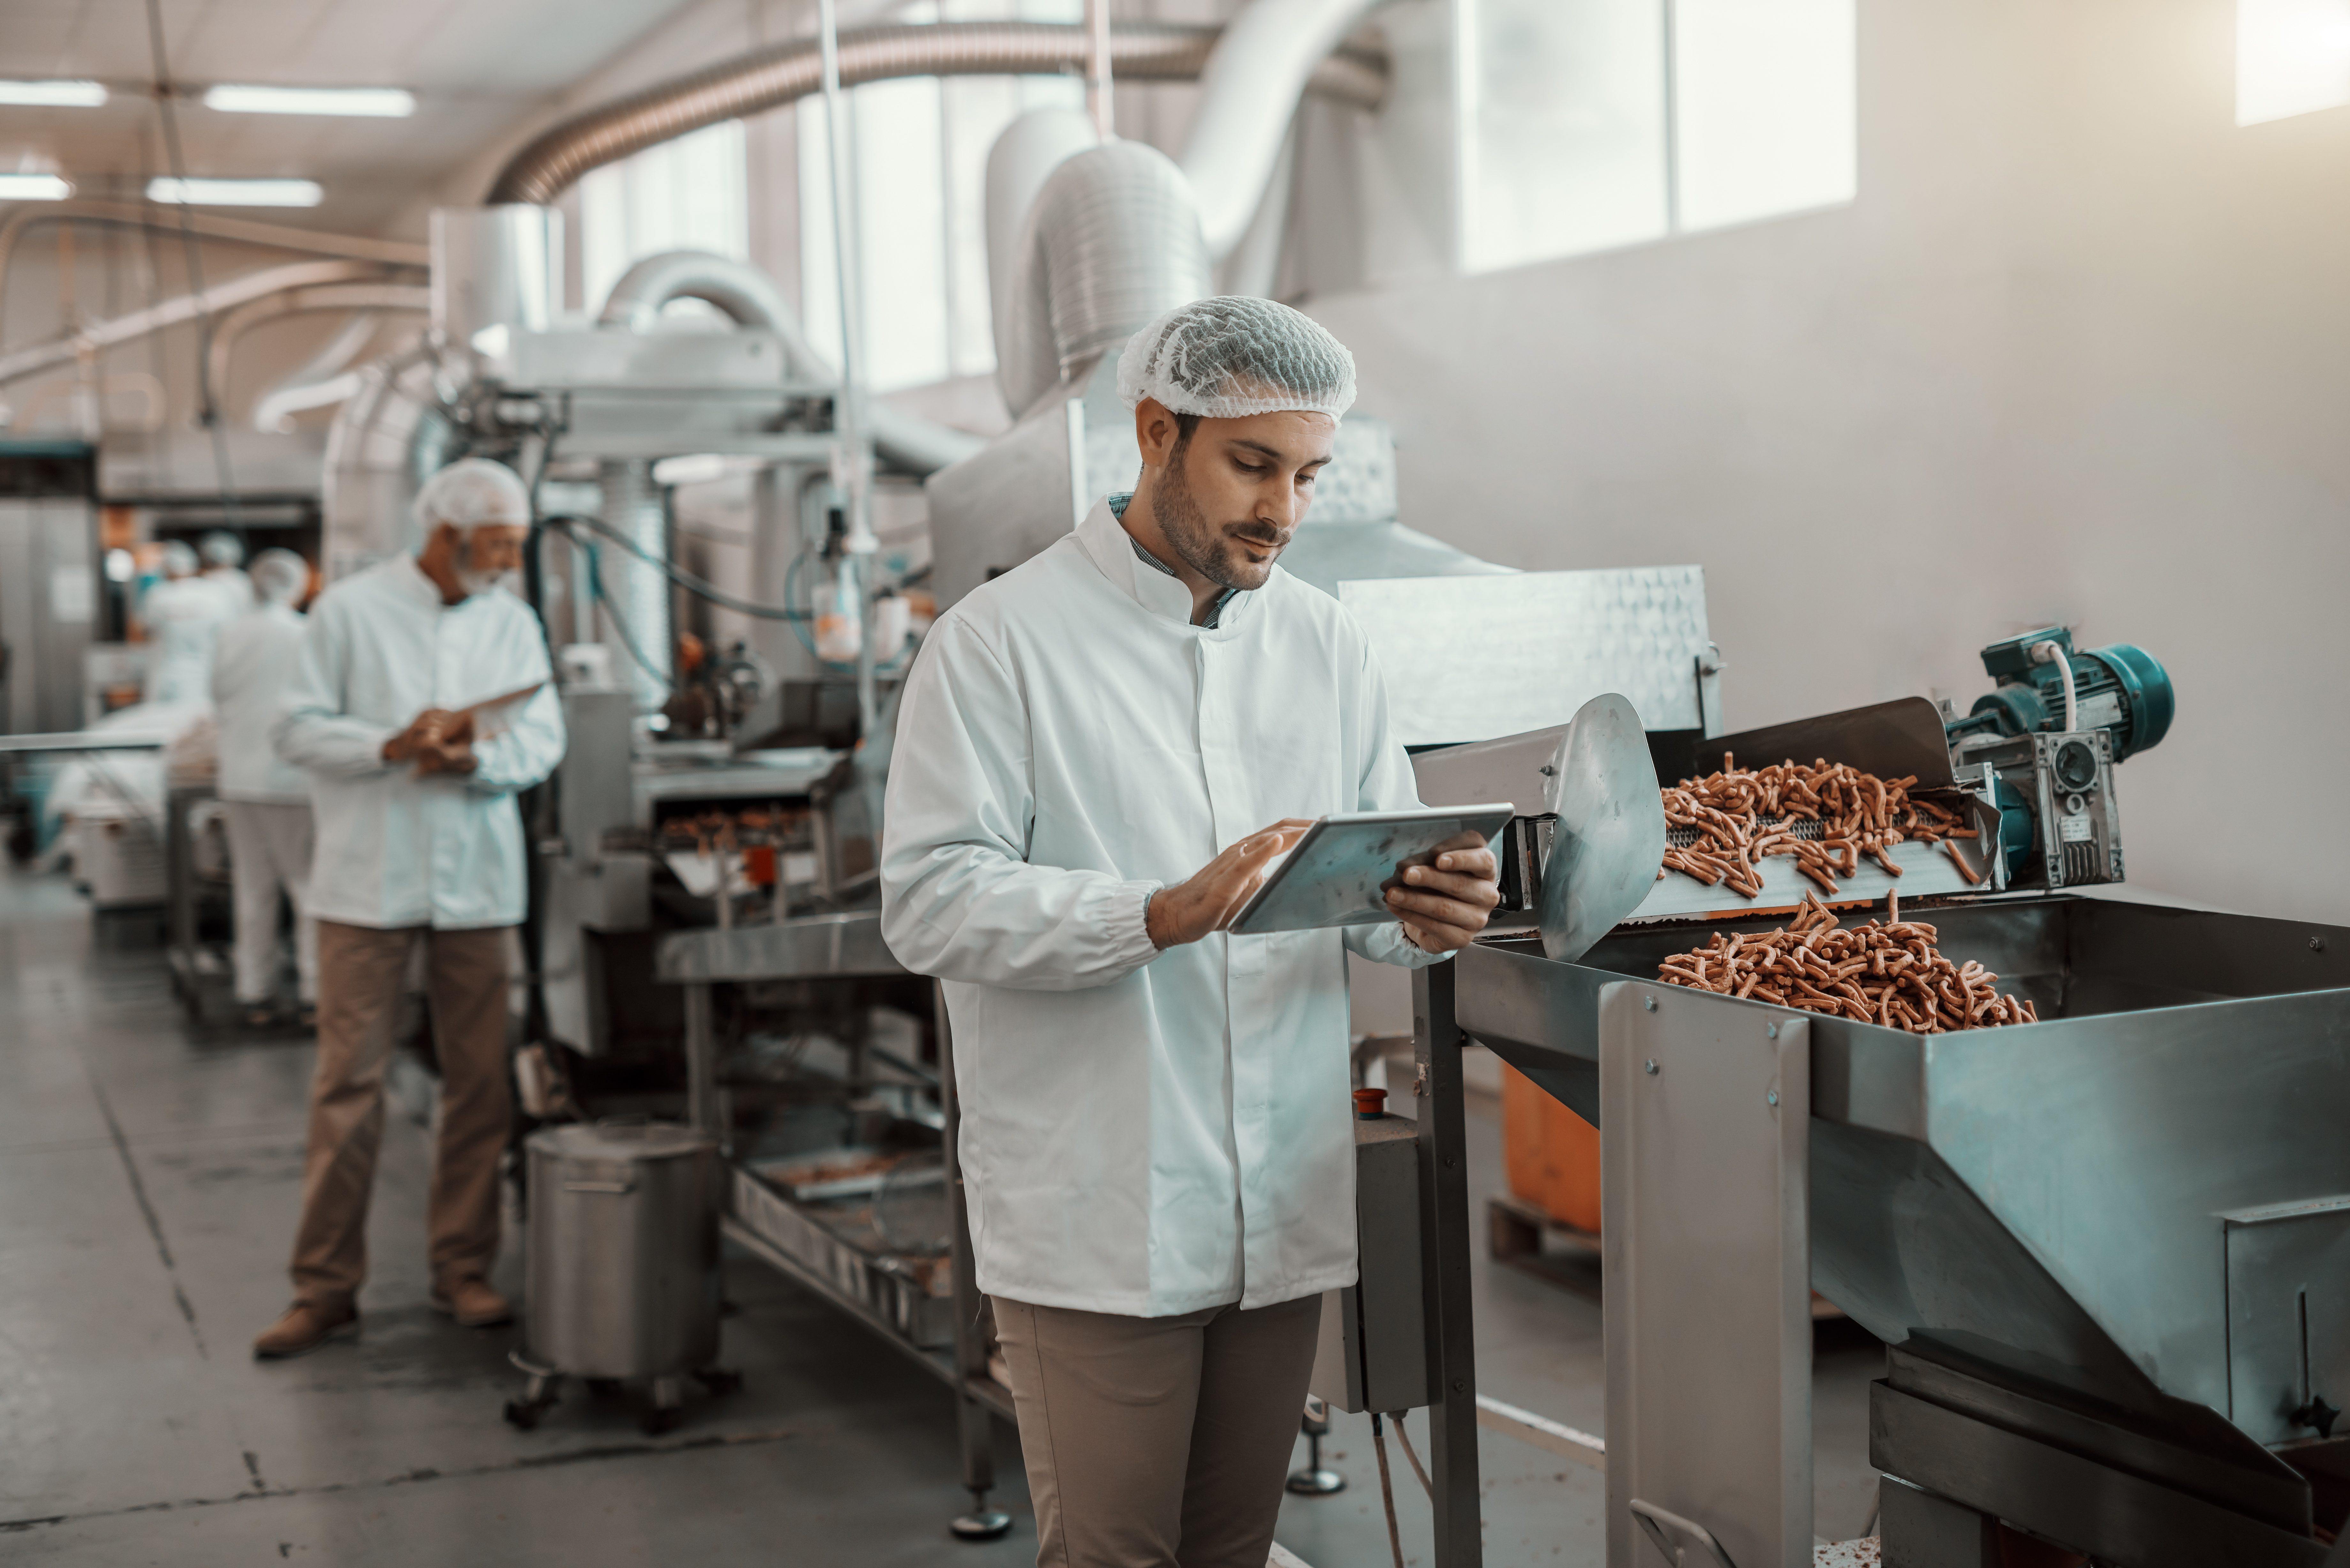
top-left (0, 0), bottom-right (703, 233)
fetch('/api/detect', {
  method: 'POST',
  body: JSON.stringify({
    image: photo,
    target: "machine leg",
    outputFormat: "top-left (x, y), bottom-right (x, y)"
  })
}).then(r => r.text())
top-left (503, 1369), bottom-right (563, 1431)
top-left (684, 982), bottom-right (720, 1148)
top-left (1287, 1396), bottom-right (1346, 1495)
top-left (643, 1375), bottom-right (685, 1435)
top-left (1876, 1475), bottom-right (2001, 1568)
top-left (1414, 963), bottom-right (1483, 1567)
top-left (937, 981), bottom-right (1013, 1544)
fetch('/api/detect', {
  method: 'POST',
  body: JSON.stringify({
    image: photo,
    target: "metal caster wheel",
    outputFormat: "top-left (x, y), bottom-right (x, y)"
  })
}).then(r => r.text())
top-left (949, 1510), bottom-right (1012, 1542)
top-left (693, 1367), bottom-right (744, 1397)
top-left (503, 1399), bottom-right (544, 1430)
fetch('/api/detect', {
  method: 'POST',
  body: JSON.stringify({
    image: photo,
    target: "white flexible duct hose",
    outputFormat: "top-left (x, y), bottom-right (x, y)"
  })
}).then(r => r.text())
top-left (1180, 0), bottom-right (1389, 260)
top-left (997, 142), bottom-right (1213, 420)
top-left (249, 312), bottom-right (384, 433)
top-left (985, 107), bottom-right (1100, 381)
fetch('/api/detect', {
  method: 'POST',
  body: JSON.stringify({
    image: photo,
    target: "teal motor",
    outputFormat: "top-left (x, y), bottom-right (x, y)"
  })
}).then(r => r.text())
top-left (1945, 627), bottom-right (2175, 884)
top-left (1944, 627), bottom-right (2174, 761)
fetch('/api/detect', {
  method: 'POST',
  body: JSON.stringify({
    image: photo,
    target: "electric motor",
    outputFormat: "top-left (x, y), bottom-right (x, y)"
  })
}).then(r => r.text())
top-left (1947, 627), bottom-right (2174, 761)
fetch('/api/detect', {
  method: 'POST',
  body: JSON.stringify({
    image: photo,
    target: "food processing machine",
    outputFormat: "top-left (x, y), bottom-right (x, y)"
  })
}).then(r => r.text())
top-left (1370, 595), bottom-right (2350, 1566)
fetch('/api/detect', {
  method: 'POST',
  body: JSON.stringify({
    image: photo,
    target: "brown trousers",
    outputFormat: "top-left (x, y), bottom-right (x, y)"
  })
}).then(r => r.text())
top-left (289, 921), bottom-right (513, 1307)
top-left (991, 1293), bottom-right (1323, 1568)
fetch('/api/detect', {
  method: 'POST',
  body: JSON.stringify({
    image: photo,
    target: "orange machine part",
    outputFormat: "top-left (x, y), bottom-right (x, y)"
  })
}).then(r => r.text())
top-left (1501, 1061), bottom-right (1602, 1234)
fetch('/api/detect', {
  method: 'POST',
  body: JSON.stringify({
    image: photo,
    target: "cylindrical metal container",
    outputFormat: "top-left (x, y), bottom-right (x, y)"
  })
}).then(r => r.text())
top-left (523, 1121), bottom-right (719, 1379)
top-left (429, 205), bottom-right (563, 350)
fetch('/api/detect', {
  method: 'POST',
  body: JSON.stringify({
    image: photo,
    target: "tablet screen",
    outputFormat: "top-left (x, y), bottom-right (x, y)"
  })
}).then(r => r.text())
top-left (1226, 804), bottom-right (1515, 936)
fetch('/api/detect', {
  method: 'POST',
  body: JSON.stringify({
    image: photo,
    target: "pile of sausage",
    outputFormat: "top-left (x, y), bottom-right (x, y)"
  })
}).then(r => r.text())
top-left (1661, 754), bottom-right (1981, 899)
top-left (1654, 891), bottom-right (2039, 1032)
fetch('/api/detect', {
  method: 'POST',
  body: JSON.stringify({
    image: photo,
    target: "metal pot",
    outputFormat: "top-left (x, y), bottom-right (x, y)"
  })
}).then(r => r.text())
top-left (522, 1121), bottom-right (719, 1379)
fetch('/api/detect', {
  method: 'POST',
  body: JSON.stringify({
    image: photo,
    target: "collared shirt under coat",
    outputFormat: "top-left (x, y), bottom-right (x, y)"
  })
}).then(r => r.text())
top-left (273, 555), bottom-right (565, 931)
top-left (880, 499), bottom-right (1443, 1319)
top-left (212, 602), bottom-right (312, 804)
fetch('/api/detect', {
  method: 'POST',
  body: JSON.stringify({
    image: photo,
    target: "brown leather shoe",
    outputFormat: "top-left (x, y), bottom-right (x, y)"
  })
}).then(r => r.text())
top-left (431, 1276), bottom-right (513, 1328)
top-left (253, 1299), bottom-right (358, 1359)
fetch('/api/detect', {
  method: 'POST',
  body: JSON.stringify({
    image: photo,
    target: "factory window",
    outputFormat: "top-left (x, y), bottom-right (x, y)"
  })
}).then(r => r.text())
top-left (1456, 0), bottom-right (1856, 275)
top-left (2236, 0), bottom-right (2350, 124)
top-left (578, 120), bottom-right (751, 316)
top-left (798, 0), bottom-right (1081, 394)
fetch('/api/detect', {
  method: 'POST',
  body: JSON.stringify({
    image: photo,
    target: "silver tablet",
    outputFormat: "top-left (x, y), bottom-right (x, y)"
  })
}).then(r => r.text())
top-left (1226, 803), bottom-right (1516, 936)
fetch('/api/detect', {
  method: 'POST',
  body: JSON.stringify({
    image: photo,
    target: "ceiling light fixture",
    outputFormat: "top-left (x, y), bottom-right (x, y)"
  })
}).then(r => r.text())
top-left (0, 173), bottom-right (73, 201)
top-left (0, 80), bottom-right (109, 108)
top-left (201, 84), bottom-right (414, 117)
top-left (147, 176), bottom-right (323, 207)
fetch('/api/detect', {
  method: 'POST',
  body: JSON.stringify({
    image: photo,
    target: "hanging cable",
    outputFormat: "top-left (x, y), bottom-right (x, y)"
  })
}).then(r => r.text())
top-left (578, 539), bottom-right (676, 694)
top-left (141, 0), bottom-right (242, 536)
top-left (548, 512), bottom-right (812, 622)
top-left (1388, 1410), bottom-right (1433, 1499)
top-left (1370, 1412), bottom-right (1407, 1568)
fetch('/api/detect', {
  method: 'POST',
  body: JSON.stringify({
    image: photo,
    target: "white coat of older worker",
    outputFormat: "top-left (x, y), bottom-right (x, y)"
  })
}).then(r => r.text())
top-left (209, 548), bottom-right (319, 1025)
top-left (253, 458), bottom-right (565, 1361)
top-left (881, 298), bottom-right (1501, 1568)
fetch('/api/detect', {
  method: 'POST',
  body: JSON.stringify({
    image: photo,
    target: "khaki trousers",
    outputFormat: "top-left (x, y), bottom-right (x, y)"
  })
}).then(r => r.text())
top-left (991, 1293), bottom-right (1323, 1568)
top-left (290, 921), bottom-right (513, 1307)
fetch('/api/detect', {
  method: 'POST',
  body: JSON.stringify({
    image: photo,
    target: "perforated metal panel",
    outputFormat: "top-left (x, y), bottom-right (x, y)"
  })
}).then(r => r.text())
top-left (1342, 567), bottom-right (1717, 747)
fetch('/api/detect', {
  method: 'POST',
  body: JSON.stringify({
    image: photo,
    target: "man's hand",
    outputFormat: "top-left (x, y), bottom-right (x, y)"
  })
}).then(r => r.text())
top-left (382, 708), bottom-right (476, 769)
top-left (1383, 832), bottom-right (1501, 954)
top-left (1146, 819), bottom-right (1315, 949)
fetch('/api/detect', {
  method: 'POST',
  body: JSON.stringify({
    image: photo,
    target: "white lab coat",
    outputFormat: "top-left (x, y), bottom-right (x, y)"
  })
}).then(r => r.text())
top-left (274, 555), bottom-right (565, 931)
top-left (212, 602), bottom-right (311, 803)
top-left (140, 575), bottom-right (239, 706)
top-left (881, 499), bottom-right (1442, 1318)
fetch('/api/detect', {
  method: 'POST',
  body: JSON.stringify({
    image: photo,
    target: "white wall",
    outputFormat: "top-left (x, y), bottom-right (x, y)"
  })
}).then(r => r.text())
top-left (1308, 0), bottom-right (2350, 925)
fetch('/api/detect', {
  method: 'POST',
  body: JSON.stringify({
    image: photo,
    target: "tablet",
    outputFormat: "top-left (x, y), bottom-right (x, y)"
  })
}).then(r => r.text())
top-left (1226, 803), bottom-right (1517, 936)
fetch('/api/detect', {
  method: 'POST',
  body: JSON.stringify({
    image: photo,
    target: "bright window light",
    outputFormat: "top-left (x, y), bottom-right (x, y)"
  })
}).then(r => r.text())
top-left (1455, 0), bottom-right (1856, 274)
top-left (0, 80), bottom-right (108, 108)
top-left (1674, 0), bottom-right (1855, 233)
top-left (0, 173), bottom-right (73, 201)
top-left (201, 84), bottom-right (415, 118)
top-left (147, 177), bottom-right (323, 207)
top-left (2238, 0), bottom-right (2350, 125)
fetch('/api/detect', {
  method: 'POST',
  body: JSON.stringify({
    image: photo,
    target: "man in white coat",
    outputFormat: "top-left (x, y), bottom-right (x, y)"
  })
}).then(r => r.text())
top-left (210, 548), bottom-right (319, 1026)
top-left (881, 298), bottom-right (1500, 1567)
top-left (254, 458), bottom-right (565, 1359)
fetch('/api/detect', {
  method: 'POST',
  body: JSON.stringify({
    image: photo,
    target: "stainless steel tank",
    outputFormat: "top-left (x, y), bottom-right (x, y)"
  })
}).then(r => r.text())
top-left (522, 1121), bottom-right (720, 1380)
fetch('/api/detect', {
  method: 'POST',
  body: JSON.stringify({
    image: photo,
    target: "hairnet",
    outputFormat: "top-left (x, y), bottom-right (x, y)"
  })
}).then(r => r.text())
top-left (199, 530), bottom-right (244, 569)
top-left (251, 548), bottom-right (308, 605)
top-left (160, 539), bottom-right (198, 578)
top-left (1115, 296), bottom-right (1356, 422)
top-left (414, 457), bottom-right (531, 534)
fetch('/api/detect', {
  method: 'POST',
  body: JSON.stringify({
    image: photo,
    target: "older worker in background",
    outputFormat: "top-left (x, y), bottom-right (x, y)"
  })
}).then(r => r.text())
top-left (253, 458), bottom-right (565, 1360)
top-left (210, 548), bottom-right (319, 1027)
top-left (882, 298), bottom-right (1500, 1568)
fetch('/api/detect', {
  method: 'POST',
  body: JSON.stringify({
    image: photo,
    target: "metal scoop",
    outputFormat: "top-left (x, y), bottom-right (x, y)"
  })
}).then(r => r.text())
top-left (1537, 692), bottom-right (1667, 963)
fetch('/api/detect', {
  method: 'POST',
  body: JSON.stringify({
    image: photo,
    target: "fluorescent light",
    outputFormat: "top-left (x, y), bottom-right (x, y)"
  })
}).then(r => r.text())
top-left (0, 80), bottom-right (108, 108)
top-left (147, 176), bottom-right (323, 207)
top-left (0, 173), bottom-right (73, 201)
top-left (202, 84), bottom-right (414, 118)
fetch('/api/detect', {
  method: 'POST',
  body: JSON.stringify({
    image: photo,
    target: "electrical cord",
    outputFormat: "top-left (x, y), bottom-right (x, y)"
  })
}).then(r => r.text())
top-left (1389, 1410), bottom-right (1433, 1499)
top-left (1370, 1412), bottom-right (1407, 1568)
top-left (549, 511), bottom-right (811, 622)
top-left (577, 539), bottom-right (677, 694)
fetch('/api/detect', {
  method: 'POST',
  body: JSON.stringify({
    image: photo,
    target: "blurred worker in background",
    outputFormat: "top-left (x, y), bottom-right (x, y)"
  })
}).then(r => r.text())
top-left (211, 549), bottom-right (319, 1029)
top-left (254, 458), bottom-right (564, 1360)
top-left (139, 539), bottom-right (239, 705)
top-left (200, 530), bottom-right (256, 612)
top-left (882, 298), bottom-right (1500, 1568)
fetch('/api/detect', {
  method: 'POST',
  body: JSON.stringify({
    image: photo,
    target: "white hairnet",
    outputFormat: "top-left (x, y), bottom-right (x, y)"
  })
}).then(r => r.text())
top-left (159, 539), bottom-right (198, 578)
top-left (250, 548), bottom-right (308, 605)
top-left (199, 530), bottom-right (244, 569)
top-left (1116, 296), bottom-right (1356, 422)
top-left (414, 457), bottom-right (531, 534)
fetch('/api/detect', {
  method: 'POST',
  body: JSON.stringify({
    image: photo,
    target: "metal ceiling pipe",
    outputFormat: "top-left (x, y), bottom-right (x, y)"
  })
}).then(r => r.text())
top-left (203, 282), bottom-right (428, 404)
top-left (248, 312), bottom-right (385, 434)
top-left (0, 200), bottom-right (427, 307)
top-left (597, 249), bottom-right (980, 476)
top-left (0, 258), bottom-right (397, 387)
top-left (1180, 0), bottom-right (1394, 259)
top-left (484, 20), bottom-right (1386, 206)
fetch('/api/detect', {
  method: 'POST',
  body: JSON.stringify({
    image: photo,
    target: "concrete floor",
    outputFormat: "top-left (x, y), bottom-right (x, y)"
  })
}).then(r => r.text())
top-left (0, 864), bottom-right (1883, 1565)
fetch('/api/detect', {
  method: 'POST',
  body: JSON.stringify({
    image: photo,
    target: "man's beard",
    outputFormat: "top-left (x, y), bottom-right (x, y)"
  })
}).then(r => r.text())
top-left (455, 540), bottom-right (518, 598)
top-left (1154, 440), bottom-right (1286, 591)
